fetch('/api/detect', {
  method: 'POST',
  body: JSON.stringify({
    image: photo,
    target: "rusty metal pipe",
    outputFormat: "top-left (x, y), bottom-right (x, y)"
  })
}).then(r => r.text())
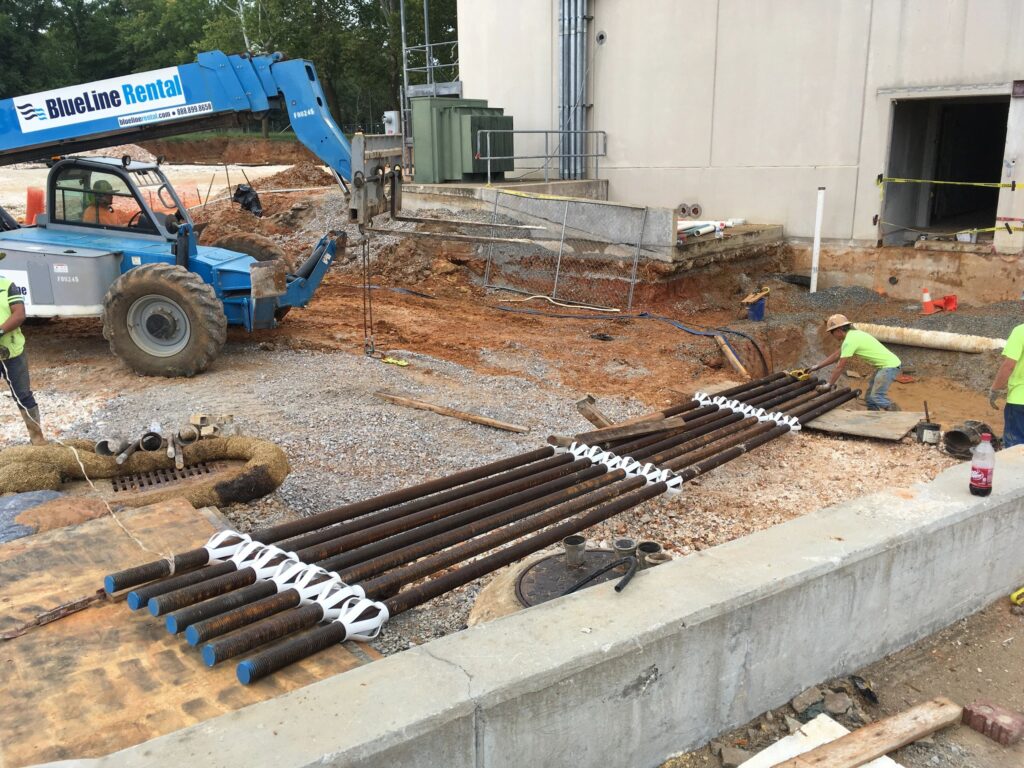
top-left (125, 562), bottom-right (236, 610)
top-left (186, 590), bottom-right (302, 646)
top-left (276, 452), bottom-right (573, 553)
top-left (103, 446), bottom-right (556, 593)
top-left (362, 474), bottom-right (646, 600)
top-left (152, 459), bottom-right (603, 622)
top-left (166, 580), bottom-right (278, 635)
top-left (182, 468), bottom-right (622, 641)
top-left (201, 604), bottom-right (324, 666)
top-left (322, 468), bottom-right (620, 578)
top-left (381, 480), bottom-right (666, 614)
top-left (337, 471), bottom-right (629, 584)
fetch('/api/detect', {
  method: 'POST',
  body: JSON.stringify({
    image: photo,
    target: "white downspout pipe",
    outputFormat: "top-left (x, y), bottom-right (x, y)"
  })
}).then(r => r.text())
top-left (810, 186), bottom-right (825, 294)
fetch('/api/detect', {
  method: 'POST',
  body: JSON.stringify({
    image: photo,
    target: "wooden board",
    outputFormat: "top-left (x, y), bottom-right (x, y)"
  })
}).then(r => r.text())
top-left (744, 714), bottom-right (902, 767)
top-left (775, 698), bottom-right (962, 768)
top-left (0, 498), bottom-right (379, 768)
top-left (804, 409), bottom-right (925, 441)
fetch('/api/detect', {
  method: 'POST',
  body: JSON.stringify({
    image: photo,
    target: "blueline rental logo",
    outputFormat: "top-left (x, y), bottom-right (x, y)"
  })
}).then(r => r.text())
top-left (16, 104), bottom-right (47, 122)
top-left (13, 67), bottom-right (189, 134)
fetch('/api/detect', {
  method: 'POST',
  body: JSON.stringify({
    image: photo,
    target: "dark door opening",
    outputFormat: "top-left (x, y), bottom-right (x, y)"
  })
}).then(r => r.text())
top-left (881, 96), bottom-right (1008, 246)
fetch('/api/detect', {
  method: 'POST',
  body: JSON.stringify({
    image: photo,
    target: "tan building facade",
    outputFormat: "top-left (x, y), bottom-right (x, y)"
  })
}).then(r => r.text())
top-left (457, 0), bottom-right (1024, 250)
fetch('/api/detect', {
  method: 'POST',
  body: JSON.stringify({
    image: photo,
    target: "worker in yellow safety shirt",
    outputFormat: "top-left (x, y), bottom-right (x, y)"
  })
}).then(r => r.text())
top-left (0, 267), bottom-right (45, 444)
top-left (808, 314), bottom-right (902, 411)
top-left (988, 319), bottom-right (1024, 449)
top-left (82, 179), bottom-right (119, 226)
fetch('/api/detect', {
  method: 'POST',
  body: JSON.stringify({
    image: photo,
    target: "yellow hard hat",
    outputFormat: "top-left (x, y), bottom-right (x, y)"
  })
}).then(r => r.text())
top-left (826, 314), bottom-right (852, 332)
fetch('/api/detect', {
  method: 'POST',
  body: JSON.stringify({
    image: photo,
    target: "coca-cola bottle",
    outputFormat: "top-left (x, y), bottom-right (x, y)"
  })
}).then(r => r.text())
top-left (969, 433), bottom-right (995, 497)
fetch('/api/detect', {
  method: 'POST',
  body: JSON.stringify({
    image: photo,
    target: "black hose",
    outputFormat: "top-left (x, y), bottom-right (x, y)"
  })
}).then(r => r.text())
top-left (561, 555), bottom-right (639, 596)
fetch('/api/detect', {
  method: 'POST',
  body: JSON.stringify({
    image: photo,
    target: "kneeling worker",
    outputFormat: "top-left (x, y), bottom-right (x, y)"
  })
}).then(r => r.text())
top-left (808, 314), bottom-right (902, 411)
top-left (0, 273), bottom-right (46, 444)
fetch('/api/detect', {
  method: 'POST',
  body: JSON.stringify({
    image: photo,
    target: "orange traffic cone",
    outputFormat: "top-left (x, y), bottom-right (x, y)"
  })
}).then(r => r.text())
top-left (920, 287), bottom-right (940, 315)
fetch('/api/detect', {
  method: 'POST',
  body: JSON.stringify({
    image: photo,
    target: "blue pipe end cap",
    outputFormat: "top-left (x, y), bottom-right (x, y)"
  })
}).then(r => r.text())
top-left (201, 644), bottom-right (218, 667)
top-left (236, 660), bottom-right (255, 685)
top-left (147, 599), bottom-right (161, 617)
top-left (165, 615), bottom-right (181, 634)
top-left (126, 591), bottom-right (144, 610)
top-left (103, 576), bottom-right (117, 594)
top-left (185, 625), bottom-right (201, 646)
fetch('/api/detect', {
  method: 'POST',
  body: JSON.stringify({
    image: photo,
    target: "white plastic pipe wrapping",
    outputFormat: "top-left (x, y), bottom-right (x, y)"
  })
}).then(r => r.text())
top-left (855, 323), bottom-right (1006, 353)
top-left (810, 186), bottom-right (825, 294)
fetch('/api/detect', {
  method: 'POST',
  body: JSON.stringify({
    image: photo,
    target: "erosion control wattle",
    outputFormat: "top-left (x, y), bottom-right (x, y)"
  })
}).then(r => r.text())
top-left (103, 374), bottom-right (856, 684)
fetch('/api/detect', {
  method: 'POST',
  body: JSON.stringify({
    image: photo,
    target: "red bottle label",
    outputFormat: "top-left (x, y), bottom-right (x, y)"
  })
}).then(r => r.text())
top-left (970, 466), bottom-right (993, 488)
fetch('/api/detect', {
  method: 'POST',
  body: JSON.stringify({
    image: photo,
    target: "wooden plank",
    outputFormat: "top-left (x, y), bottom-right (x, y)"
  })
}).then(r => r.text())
top-left (575, 395), bottom-right (614, 428)
top-left (375, 391), bottom-right (529, 433)
top-left (0, 499), bottom-right (379, 768)
top-left (745, 714), bottom-right (902, 768)
top-left (804, 409), bottom-right (925, 441)
top-left (775, 698), bottom-right (963, 768)
top-left (574, 415), bottom-right (689, 443)
top-left (714, 334), bottom-right (751, 379)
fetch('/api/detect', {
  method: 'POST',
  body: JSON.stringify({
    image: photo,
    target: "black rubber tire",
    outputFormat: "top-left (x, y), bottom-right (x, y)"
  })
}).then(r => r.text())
top-left (211, 232), bottom-right (291, 269)
top-left (102, 264), bottom-right (227, 377)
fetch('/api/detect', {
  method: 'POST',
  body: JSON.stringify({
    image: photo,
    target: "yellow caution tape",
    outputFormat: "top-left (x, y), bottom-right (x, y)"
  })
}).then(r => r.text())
top-left (877, 174), bottom-right (1016, 190)
top-left (878, 220), bottom-right (1024, 237)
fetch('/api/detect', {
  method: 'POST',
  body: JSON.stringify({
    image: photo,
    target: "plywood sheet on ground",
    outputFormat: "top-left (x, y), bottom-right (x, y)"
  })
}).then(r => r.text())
top-left (0, 498), bottom-right (379, 768)
top-left (805, 410), bottom-right (924, 441)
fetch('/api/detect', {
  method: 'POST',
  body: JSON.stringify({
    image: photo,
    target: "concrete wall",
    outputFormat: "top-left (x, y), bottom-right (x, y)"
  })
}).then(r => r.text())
top-left (456, 0), bottom-right (1024, 247)
top-left (49, 448), bottom-right (1024, 768)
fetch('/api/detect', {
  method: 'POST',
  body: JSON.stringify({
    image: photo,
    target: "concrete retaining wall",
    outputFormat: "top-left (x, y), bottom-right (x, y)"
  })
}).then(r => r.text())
top-left (45, 448), bottom-right (1024, 768)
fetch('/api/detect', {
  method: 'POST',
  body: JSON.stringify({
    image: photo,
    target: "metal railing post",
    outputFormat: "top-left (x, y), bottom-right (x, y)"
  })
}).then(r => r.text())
top-left (482, 190), bottom-right (501, 288)
top-left (487, 132), bottom-right (492, 186)
top-left (551, 199), bottom-right (570, 300)
top-left (544, 133), bottom-right (550, 182)
top-left (626, 207), bottom-right (648, 311)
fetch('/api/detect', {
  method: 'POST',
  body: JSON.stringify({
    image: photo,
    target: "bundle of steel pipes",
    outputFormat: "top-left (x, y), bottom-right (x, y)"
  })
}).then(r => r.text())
top-left (103, 373), bottom-right (856, 684)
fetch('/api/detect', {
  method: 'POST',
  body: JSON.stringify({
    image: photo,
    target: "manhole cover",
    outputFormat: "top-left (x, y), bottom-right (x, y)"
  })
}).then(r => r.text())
top-left (110, 462), bottom-right (222, 493)
top-left (515, 548), bottom-right (627, 607)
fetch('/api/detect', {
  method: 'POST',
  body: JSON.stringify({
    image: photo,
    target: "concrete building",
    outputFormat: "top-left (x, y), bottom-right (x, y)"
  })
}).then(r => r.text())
top-left (456, 0), bottom-right (1024, 252)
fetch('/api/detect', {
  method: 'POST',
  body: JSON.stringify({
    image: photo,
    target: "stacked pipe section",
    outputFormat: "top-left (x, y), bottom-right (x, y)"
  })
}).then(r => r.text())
top-left (103, 373), bottom-right (856, 684)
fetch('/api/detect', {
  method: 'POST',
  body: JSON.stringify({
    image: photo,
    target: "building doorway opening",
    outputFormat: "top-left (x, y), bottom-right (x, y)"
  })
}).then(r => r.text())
top-left (881, 96), bottom-right (1008, 246)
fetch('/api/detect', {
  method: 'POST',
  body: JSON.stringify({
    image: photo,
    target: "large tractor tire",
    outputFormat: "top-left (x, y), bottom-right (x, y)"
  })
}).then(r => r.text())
top-left (102, 264), bottom-right (227, 377)
top-left (211, 232), bottom-right (292, 270)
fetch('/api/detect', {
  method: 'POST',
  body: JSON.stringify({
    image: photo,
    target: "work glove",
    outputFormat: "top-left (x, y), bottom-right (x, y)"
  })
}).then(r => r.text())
top-left (989, 388), bottom-right (1006, 410)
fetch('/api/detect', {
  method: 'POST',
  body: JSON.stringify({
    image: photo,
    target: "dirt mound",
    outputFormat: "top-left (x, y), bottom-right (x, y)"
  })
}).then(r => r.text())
top-left (139, 137), bottom-right (315, 165)
top-left (79, 144), bottom-right (155, 162)
top-left (258, 162), bottom-right (334, 189)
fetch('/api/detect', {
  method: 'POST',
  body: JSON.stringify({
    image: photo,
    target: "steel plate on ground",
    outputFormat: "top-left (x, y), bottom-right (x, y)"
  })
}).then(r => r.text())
top-left (515, 548), bottom-right (625, 607)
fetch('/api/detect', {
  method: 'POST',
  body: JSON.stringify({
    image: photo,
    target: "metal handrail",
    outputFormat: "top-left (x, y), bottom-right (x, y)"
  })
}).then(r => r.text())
top-left (475, 129), bottom-right (608, 184)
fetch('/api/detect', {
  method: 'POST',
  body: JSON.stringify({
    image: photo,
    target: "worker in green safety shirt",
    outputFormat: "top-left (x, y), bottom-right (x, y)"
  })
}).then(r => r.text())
top-left (808, 314), bottom-right (902, 411)
top-left (988, 319), bottom-right (1024, 449)
top-left (0, 270), bottom-right (46, 445)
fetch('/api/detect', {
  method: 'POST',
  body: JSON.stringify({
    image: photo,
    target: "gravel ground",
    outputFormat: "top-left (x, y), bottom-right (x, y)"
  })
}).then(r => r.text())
top-left (3, 338), bottom-right (957, 656)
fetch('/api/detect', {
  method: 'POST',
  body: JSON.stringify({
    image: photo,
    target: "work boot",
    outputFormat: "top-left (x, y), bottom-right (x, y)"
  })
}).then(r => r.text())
top-left (20, 406), bottom-right (47, 446)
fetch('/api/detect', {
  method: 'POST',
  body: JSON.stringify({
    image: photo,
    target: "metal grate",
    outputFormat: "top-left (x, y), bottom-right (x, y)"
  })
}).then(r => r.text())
top-left (111, 462), bottom-right (220, 493)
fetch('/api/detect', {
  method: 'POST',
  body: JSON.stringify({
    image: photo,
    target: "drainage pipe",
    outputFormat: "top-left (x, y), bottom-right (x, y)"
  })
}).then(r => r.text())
top-left (853, 323), bottom-right (1006, 354)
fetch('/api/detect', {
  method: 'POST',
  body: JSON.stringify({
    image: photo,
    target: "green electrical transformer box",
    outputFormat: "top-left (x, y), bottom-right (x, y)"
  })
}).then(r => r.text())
top-left (410, 97), bottom-right (514, 183)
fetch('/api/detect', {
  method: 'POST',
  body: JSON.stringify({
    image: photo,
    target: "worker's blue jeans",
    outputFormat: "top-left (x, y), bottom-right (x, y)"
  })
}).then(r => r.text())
top-left (1005, 403), bottom-right (1024, 449)
top-left (0, 353), bottom-right (37, 411)
top-left (865, 366), bottom-right (899, 410)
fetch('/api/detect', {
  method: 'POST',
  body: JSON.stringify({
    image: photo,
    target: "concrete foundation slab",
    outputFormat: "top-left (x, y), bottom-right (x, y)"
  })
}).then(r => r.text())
top-left (42, 448), bottom-right (1024, 768)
